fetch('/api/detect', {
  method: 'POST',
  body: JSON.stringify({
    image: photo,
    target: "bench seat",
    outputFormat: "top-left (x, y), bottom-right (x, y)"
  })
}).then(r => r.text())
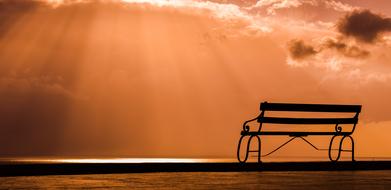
top-left (241, 131), bottom-right (352, 136)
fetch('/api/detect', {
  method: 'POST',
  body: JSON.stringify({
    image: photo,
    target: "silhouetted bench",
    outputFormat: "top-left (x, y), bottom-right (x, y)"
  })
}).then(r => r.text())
top-left (237, 102), bottom-right (361, 163)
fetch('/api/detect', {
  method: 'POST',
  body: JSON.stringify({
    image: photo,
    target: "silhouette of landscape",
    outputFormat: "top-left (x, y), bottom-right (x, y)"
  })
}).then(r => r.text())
top-left (1, 160), bottom-right (391, 177)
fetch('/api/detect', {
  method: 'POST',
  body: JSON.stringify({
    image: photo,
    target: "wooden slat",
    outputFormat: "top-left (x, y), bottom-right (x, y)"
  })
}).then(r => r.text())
top-left (257, 117), bottom-right (358, 124)
top-left (260, 102), bottom-right (361, 113)
top-left (241, 131), bottom-right (352, 136)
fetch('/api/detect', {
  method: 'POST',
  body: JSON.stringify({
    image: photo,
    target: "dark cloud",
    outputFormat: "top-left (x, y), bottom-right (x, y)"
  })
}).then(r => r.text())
top-left (337, 9), bottom-right (391, 43)
top-left (288, 38), bottom-right (370, 60)
top-left (0, 0), bottom-right (42, 38)
top-left (324, 38), bottom-right (370, 58)
top-left (287, 39), bottom-right (318, 60)
top-left (0, 0), bottom-right (92, 156)
top-left (0, 74), bottom-right (74, 156)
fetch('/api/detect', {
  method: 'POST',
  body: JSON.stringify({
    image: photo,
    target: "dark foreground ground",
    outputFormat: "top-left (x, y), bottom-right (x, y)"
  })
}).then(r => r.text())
top-left (1, 161), bottom-right (391, 176)
top-left (1, 170), bottom-right (391, 189)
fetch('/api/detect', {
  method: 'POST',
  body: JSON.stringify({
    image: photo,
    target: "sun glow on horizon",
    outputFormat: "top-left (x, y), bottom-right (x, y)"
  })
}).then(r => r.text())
top-left (0, 0), bottom-right (391, 159)
top-left (6, 158), bottom-right (216, 163)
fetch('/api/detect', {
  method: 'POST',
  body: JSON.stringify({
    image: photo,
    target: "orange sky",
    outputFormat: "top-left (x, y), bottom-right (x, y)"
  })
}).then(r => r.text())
top-left (0, 0), bottom-right (391, 159)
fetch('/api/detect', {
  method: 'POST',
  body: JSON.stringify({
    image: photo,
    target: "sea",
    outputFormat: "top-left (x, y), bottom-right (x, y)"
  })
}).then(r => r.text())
top-left (0, 157), bottom-right (390, 189)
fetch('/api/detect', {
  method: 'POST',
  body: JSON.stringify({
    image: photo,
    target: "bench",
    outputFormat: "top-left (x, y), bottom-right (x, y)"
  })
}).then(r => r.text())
top-left (237, 102), bottom-right (361, 163)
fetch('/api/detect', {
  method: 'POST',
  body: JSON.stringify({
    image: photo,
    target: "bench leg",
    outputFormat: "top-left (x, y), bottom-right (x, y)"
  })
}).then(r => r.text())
top-left (237, 135), bottom-right (247, 163)
top-left (328, 135), bottom-right (340, 162)
top-left (344, 135), bottom-right (355, 162)
top-left (237, 135), bottom-right (261, 163)
top-left (328, 135), bottom-right (355, 162)
top-left (252, 135), bottom-right (261, 163)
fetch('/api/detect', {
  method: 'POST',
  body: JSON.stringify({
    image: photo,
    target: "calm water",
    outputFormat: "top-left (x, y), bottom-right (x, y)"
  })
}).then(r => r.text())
top-left (1, 158), bottom-right (391, 189)
top-left (1, 171), bottom-right (391, 189)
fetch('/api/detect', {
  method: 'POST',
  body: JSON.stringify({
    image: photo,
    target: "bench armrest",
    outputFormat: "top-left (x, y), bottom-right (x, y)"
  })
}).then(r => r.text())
top-left (335, 123), bottom-right (358, 134)
top-left (242, 116), bottom-right (260, 132)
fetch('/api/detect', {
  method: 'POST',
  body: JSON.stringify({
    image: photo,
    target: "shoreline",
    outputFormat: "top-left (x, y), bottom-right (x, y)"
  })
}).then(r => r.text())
top-left (1, 161), bottom-right (391, 176)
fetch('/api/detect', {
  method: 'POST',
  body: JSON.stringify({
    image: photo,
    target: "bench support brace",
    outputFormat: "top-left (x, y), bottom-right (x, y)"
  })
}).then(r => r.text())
top-left (237, 135), bottom-right (298, 163)
top-left (237, 134), bottom-right (355, 163)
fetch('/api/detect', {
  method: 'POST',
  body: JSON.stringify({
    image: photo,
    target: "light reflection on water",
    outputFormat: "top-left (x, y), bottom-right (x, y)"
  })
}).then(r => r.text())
top-left (1, 171), bottom-right (391, 189)
top-left (4, 158), bottom-right (213, 164)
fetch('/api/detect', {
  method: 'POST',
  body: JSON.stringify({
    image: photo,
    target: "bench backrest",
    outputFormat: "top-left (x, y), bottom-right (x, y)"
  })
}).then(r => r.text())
top-left (258, 102), bottom-right (361, 125)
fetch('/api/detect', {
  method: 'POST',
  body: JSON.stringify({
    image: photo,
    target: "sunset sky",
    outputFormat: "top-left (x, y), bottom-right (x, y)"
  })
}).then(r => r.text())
top-left (1, 0), bottom-right (391, 159)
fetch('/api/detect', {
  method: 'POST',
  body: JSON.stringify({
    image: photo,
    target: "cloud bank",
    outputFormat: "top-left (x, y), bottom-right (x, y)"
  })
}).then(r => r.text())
top-left (287, 8), bottom-right (391, 71)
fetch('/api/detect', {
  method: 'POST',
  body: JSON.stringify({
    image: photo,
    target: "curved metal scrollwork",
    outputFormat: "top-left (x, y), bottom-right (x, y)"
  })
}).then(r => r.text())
top-left (335, 124), bottom-right (342, 133)
top-left (242, 118), bottom-right (256, 132)
top-left (328, 135), bottom-right (355, 162)
top-left (242, 111), bottom-right (264, 133)
top-left (237, 135), bottom-right (261, 163)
